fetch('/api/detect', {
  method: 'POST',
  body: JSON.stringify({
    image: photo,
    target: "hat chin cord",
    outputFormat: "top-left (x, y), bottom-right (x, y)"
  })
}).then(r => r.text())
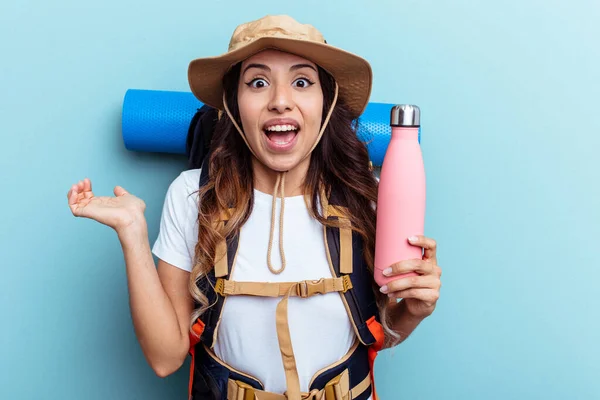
top-left (222, 82), bottom-right (339, 274)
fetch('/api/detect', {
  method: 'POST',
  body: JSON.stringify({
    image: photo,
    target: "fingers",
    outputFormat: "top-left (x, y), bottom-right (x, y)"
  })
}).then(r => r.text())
top-left (67, 179), bottom-right (89, 196)
top-left (383, 258), bottom-right (434, 277)
top-left (68, 179), bottom-right (84, 197)
top-left (79, 178), bottom-right (94, 199)
top-left (83, 178), bottom-right (92, 196)
top-left (388, 288), bottom-right (440, 304)
top-left (67, 178), bottom-right (92, 213)
top-left (408, 235), bottom-right (437, 262)
top-left (67, 184), bottom-right (78, 205)
top-left (114, 186), bottom-right (129, 197)
top-left (67, 186), bottom-right (84, 217)
top-left (380, 274), bottom-right (440, 295)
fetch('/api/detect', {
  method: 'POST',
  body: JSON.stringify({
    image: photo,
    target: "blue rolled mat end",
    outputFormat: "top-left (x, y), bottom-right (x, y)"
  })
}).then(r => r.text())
top-left (122, 89), bottom-right (420, 166)
top-left (122, 89), bottom-right (204, 154)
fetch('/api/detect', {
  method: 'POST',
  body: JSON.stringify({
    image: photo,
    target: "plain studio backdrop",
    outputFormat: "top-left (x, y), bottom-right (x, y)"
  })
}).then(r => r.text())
top-left (1, 1), bottom-right (598, 399)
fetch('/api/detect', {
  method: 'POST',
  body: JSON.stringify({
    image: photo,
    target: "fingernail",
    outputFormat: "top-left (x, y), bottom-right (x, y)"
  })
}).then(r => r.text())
top-left (383, 268), bottom-right (392, 276)
top-left (408, 236), bottom-right (418, 242)
top-left (379, 285), bottom-right (388, 293)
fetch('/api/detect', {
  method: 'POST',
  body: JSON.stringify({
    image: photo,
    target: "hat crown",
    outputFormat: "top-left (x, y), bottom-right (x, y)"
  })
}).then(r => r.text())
top-left (228, 15), bottom-right (325, 52)
top-left (188, 14), bottom-right (372, 118)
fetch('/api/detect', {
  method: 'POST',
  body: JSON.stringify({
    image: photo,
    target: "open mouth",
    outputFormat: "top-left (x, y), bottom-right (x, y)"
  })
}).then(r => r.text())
top-left (264, 124), bottom-right (299, 145)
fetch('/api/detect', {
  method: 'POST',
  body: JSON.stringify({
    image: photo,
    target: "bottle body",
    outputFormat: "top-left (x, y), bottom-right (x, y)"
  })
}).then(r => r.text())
top-left (374, 126), bottom-right (426, 287)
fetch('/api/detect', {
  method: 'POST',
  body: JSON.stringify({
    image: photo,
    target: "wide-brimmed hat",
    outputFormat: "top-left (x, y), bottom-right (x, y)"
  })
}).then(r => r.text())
top-left (188, 14), bottom-right (372, 118)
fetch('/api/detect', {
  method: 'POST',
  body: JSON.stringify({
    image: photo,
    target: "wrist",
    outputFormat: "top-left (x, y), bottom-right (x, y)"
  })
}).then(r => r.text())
top-left (391, 299), bottom-right (425, 323)
top-left (116, 214), bottom-right (148, 242)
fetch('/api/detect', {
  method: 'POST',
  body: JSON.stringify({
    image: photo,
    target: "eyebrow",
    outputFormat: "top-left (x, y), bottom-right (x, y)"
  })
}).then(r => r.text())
top-left (290, 63), bottom-right (318, 72)
top-left (242, 63), bottom-right (318, 75)
top-left (243, 63), bottom-right (270, 74)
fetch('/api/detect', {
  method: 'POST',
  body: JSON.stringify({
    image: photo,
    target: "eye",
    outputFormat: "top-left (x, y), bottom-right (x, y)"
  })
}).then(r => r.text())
top-left (293, 78), bottom-right (314, 88)
top-left (247, 78), bottom-right (269, 89)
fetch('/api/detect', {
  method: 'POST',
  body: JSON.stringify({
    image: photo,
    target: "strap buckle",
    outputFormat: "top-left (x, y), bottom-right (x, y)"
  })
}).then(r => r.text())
top-left (235, 380), bottom-right (256, 400)
top-left (297, 278), bottom-right (326, 298)
top-left (215, 278), bottom-right (225, 296)
top-left (324, 373), bottom-right (342, 400)
top-left (297, 281), bottom-right (310, 298)
top-left (342, 275), bottom-right (353, 293)
top-left (296, 277), bottom-right (351, 298)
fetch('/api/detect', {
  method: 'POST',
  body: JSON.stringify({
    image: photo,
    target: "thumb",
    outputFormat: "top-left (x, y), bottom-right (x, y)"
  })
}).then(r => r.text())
top-left (114, 186), bottom-right (130, 197)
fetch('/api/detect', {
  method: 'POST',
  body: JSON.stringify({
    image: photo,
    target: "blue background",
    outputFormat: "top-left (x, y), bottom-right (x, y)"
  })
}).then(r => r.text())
top-left (1, 1), bottom-right (598, 399)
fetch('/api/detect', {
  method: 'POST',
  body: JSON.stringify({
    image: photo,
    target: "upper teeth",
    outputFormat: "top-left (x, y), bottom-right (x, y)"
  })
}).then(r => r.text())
top-left (266, 125), bottom-right (298, 132)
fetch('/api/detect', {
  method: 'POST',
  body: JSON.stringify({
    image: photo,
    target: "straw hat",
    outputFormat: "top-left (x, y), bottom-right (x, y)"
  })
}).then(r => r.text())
top-left (187, 14), bottom-right (372, 118)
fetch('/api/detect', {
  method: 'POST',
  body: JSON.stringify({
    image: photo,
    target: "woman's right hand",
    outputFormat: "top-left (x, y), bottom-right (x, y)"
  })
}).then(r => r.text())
top-left (67, 178), bottom-right (147, 234)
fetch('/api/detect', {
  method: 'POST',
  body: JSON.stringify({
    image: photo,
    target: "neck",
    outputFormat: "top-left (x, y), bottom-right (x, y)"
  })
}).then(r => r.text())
top-left (252, 157), bottom-right (311, 197)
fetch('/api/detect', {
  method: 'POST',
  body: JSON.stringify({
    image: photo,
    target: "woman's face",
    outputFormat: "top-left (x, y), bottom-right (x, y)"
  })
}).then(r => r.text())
top-left (237, 49), bottom-right (324, 173)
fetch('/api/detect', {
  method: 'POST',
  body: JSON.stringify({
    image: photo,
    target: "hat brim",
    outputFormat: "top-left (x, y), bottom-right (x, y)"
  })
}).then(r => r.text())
top-left (187, 37), bottom-right (372, 118)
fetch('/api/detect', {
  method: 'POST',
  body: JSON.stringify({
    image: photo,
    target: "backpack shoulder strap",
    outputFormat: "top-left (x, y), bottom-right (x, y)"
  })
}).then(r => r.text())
top-left (194, 154), bottom-right (240, 348)
top-left (324, 187), bottom-right (380, 346)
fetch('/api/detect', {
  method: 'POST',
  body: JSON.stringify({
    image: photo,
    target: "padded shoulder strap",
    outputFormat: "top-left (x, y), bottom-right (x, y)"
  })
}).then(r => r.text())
top-left (325, 187), bottom-right (380, 346)
top-left (197, 230), bottom-right (239, 348)
top-left (196, 154), bottom-right (239, 348)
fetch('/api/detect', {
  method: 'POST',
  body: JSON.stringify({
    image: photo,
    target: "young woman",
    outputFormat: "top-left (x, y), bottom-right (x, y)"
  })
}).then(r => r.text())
top-left (67, 15), bottom-right (441, 400)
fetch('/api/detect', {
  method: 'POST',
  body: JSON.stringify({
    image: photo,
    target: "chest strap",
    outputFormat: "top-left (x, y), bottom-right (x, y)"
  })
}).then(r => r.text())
top-left (216, 276), bottom-right (353, 400)
top-left (228, 368), bottom-right (371, 400)
top-left (215, 276), bottom-right (352, 298)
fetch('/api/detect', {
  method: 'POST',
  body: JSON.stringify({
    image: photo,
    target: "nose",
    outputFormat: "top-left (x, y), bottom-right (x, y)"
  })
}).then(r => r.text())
top-left (268, 82), bottom-right (294, 113)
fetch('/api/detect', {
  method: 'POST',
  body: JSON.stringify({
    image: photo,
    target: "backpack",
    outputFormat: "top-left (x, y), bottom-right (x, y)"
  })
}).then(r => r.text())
top-left (184, 108), bottom-right (385, 400)
top-left (185, 104), bottom-right (220, 170)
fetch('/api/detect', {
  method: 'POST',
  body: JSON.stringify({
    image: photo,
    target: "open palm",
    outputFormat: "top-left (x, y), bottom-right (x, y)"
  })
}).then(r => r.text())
top-left (67, 178), bottom-right (146, 231)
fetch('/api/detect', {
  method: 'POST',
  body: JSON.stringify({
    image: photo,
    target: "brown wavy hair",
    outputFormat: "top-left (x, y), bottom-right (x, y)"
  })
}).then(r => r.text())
top-left (188, 62), bottom-right (400, 347)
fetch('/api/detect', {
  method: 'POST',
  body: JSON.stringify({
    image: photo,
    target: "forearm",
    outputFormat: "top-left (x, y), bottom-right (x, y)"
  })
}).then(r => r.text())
top-left (386, 299), bottom-right (425, 347)
top-left (117, 220), bottom-right (188, 376)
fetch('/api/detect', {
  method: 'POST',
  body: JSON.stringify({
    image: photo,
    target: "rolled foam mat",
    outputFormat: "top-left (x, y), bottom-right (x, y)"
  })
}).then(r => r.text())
top-left (122, 89), bottom-right (420, 166)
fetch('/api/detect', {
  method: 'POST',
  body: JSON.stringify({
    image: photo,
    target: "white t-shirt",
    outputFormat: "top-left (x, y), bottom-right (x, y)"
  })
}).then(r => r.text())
top-left (151, 169), bottom-right (363, 394)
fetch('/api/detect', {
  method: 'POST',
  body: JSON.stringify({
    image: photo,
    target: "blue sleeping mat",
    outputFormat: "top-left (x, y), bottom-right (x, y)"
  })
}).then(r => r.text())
top-left (122, 89), bottom-right (420, 167)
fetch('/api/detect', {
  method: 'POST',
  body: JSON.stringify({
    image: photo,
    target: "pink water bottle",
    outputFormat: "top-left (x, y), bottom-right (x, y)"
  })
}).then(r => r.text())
top-left (374, 105), bottom-right (426, 287)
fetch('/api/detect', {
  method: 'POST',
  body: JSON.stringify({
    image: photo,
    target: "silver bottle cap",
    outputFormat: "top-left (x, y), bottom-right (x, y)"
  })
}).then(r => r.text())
top-left (390, 105), bottom-right (420, 127)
